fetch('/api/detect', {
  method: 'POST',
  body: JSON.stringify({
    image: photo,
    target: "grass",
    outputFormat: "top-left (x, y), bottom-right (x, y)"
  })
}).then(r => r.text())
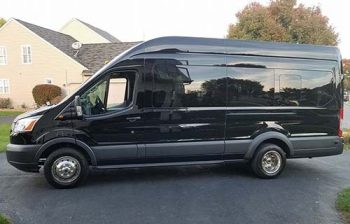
top-left (345, 144), bottom-right (350, 151)
top-left (0, 214), bottom-right (10, 224)
top-left (0, 124), bottom-right (10, 153)
top-left (337, 188), bottom-right (350, 223)
top-left (0, 110), bottom-right (23, 117)
top-left (344, 129), bottom-right (350, 151)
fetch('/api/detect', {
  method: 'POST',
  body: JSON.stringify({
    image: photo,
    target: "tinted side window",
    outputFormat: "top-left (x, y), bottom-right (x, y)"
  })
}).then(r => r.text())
top-left (275, 70), bottom-right (335, 108)
top-left (152, 61), bottom-right (190, 108)
top-left (277, 74), bottom-right (302, 106)
top-left (181, 66), bottom-right (227, 107)
top-left (226, 67), bottom-right (275, 106)
top-left (146, 59), bottom-right (227, 108)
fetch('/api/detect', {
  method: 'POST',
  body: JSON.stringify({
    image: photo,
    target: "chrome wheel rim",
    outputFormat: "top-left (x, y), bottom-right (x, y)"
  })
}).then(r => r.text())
top-left (51, 156), bottom-right (81, 184)
top-left (261, 151), bottom-right (282, 175)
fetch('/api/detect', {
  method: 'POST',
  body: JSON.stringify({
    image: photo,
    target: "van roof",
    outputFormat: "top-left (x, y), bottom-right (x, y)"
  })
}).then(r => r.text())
top-left (126, 36), bottom-right (341, 62)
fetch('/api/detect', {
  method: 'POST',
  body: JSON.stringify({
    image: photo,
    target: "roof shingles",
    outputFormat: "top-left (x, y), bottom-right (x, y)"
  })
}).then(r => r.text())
top-left (15, 19), bottom-right (139, 74)
top-left (16, 19), bottom-right (79, 62)
top-left (76, 19), bottom-right (121, 43)
top-left (76, 42), bottom-right (140, 74)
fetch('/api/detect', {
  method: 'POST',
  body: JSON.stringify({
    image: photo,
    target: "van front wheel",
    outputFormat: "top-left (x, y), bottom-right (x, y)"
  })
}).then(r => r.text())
top-left (44, 148), bottom-right (89, 189)
top-left (250, 143), bottom-right (286, 178)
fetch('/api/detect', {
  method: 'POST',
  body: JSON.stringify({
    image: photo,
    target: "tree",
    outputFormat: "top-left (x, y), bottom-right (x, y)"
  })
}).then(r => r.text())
top-left (343, 59), bottom-right (350, 91)
top-left (343, 59), bottom-right (350, 76)
top-left (228, 0), bottom-right (338, 46)
top-left (0, 18), bottom-right (6, 28)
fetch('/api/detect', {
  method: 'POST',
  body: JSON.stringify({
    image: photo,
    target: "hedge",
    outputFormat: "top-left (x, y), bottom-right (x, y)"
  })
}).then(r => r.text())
top-left (0, 98), bottom-right (11, 109)
top-left (32, 84), bottom-right (62, 106)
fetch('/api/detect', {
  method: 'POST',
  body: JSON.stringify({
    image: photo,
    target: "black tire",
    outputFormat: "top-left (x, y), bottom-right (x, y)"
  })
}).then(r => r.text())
top-left (250, 143), bottom-right (286, 178)
top-left (44, 148), bottom-right (89, 189)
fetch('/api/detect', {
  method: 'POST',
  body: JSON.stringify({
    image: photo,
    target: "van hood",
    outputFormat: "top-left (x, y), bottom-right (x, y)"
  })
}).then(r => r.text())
top-left (14, 105), bottom-right (54, 122)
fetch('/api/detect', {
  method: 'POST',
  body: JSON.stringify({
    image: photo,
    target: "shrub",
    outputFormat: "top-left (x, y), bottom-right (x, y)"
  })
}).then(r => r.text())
top-left (32, 84), bottom-right (62, 106)
top-left (50, 95), bottom-right (64, 105)
top-left (343, 130), bottom-right (350, 145)
top-left (0, 98), bottom-right (11, 108)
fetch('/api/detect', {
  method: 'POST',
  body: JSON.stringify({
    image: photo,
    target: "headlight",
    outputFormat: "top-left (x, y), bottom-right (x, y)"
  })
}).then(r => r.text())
top-left (12, 115), bottom-right (42, 134)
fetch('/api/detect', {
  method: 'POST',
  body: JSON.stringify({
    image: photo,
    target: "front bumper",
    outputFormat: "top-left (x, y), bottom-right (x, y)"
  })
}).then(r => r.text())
top-left (6, 144), bottom-right (41, 172)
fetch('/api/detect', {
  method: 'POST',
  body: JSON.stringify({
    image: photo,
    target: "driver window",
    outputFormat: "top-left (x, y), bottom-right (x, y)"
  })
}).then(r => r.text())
top-left (80, 72), bottom-right (135, 116)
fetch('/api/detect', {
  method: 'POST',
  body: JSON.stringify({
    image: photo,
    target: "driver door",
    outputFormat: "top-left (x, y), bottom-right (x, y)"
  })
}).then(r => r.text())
top-left (73, 70), bottom-right (144, 165)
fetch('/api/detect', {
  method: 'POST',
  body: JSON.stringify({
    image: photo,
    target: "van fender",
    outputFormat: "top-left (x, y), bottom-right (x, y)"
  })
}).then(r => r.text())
top-left (244, 132), bottom-right (294, 160)
top-left (35, 137), bottom-right (97, 166)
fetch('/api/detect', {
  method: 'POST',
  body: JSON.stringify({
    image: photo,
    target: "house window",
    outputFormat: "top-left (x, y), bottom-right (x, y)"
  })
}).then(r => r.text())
top-left (21, 45), bottom-right (32, 64)
top-left (0, 79), bottom-right (10, 94)
top-left (0, 47), bottom-right (7, 65)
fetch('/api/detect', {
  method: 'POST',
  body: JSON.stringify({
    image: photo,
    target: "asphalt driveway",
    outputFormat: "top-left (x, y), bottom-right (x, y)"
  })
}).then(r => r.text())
top-left (0, 152), bottom-right (349, 224)
top-left (0, 116), bottom-right (16, 124)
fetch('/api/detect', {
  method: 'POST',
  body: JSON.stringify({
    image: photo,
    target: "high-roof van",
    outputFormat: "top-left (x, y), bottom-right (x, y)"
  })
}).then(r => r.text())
top-left (6, 36), bottom-right (344, 188)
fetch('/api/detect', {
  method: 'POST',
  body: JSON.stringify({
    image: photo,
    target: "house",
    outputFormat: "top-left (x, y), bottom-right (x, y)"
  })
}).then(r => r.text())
top-left (59, 18), bottom-right (121, 44)
top-left (0, 18), bottom-right (139, 108)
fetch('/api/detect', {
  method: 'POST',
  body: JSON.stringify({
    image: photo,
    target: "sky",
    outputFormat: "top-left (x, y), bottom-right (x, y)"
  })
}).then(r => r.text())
top-left (2, 0), bottom-right (349, 58)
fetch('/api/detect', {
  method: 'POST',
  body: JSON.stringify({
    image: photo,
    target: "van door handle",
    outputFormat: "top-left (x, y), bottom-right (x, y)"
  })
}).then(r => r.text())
top-left (126, 116), bottom-right (141, 122)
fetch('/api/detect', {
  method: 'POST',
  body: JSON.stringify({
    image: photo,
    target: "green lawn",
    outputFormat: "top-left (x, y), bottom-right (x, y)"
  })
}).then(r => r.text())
top-left (0, 110), bottom-right (23, 117)
top-left (344, 129), bottom-right (350, 151)
top-left (345, 144), bottom-right (350, 151)
top-left (337, 188), bottom-right (350, 223)
top-left (0, 214), bottom-right (10, 224)
top-left (0, 124), bottom-right (10, 153)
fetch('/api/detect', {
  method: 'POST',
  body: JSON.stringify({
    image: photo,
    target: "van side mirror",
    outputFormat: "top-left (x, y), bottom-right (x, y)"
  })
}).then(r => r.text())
top-left (74, 95), bottom-right (83, 118)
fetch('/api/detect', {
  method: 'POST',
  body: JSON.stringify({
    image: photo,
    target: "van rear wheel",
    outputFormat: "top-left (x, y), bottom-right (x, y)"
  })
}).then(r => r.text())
top-left (44, 148), bottom-right (89, 189)
top-left (250, 143), bottom-right (286, 178)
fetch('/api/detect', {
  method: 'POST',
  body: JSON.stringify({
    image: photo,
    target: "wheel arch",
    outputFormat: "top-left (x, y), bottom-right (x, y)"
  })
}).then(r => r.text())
top-left (245, 132), bottom-right (294, 160)
top-left (35, 138), bottom-right (97, 166)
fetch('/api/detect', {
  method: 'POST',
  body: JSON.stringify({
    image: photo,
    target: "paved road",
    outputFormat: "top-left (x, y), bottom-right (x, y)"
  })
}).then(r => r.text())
top-left (0, 116), bottom-right (16, 124)
top-left (0, 152), bottom-right (349, 224)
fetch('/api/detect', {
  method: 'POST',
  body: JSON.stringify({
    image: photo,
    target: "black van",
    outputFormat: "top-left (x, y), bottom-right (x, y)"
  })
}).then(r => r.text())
top-left (6, 36), bottom-right (344, 188)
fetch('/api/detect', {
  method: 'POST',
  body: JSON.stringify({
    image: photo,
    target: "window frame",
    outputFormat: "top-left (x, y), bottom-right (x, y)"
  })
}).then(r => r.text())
top-left (21, 45), bottom-right (32, 64)
top-left (0, 79), bottom-right (10, 94)
top-left (0, 46), bottom-right (7, 65)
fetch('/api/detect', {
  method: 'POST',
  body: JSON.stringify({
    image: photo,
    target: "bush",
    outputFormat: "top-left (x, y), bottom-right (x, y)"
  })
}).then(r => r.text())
top-left (50, 95), bottom-right (64, 105)
top-left (0, 98), bottom-right (11, 109)
top-left (344, 130), bottom-right (350, 146)
top-left (32, 84), bottom-right (62, 106)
